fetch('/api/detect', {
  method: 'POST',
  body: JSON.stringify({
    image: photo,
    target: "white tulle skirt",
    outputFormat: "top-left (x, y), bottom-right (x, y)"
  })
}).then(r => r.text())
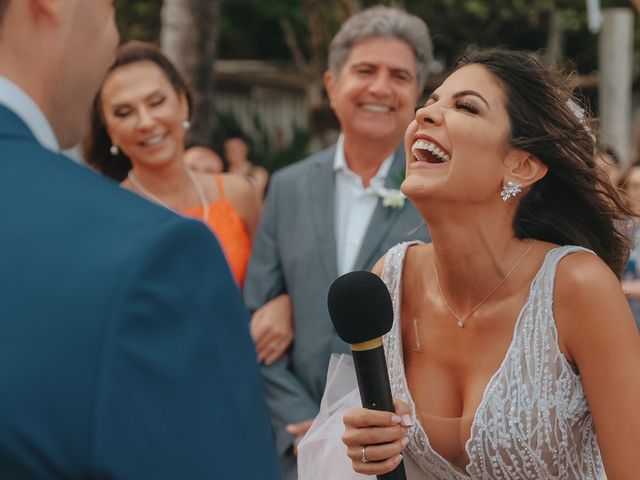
top-left (297, 354), bottom-right (427, 480)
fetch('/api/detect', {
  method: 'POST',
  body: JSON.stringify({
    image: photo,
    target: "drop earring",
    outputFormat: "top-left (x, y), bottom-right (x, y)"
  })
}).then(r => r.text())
top-left (500, 181), bottom-right (522, 201)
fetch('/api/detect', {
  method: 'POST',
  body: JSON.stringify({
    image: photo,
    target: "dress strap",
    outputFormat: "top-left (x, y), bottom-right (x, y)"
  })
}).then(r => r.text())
top-left (381, 241), bottom-right (423, 297)
top-left (521, 245), bottom-right (595, 364)
top-left (215, 174), bottom-right (226, 199)
top-left (537, 245), bottom-right (593, 306)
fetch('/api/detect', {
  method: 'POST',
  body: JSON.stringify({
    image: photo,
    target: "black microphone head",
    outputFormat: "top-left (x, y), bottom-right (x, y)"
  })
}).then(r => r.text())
top-left (327, 271), bottom-right (394, 344)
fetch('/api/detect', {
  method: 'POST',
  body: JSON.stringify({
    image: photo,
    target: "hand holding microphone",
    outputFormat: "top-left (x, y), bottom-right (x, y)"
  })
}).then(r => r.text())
top-left (328, 271), bottom-right (410, 480)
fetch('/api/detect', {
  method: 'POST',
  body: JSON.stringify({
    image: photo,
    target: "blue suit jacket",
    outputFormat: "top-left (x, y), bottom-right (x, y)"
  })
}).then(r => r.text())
top-left (0, 105), bottom-right (280, 479)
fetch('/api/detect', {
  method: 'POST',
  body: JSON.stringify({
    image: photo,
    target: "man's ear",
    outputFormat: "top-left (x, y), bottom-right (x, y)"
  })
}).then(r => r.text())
top-left (503, 149), bottom-right (548, 188)
top-left (29, 0), bottom-right (65, 26)
top-left (323, 70), bottom-right (335, 108)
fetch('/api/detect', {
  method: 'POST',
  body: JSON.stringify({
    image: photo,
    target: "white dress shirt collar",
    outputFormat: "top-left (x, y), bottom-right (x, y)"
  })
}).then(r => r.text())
top-left (0, 75), bottom-right (60, 152)
top-left (333, 134), bottom-right (395, 275)
top-left (332, 134), bottom-right (394, 180)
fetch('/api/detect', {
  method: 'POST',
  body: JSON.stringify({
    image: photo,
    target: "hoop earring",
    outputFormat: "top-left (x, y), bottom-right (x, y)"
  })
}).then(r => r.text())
top-left (183, 120), bottom-right (191, 130)
top-left (500, 181), bottom-right (522, 201)
top-left (110, 144), bottom-right (119, 156)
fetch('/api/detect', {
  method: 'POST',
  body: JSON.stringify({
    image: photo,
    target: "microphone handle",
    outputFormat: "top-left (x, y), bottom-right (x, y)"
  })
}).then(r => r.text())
top-left (352, 345), bottom-right (407, 480)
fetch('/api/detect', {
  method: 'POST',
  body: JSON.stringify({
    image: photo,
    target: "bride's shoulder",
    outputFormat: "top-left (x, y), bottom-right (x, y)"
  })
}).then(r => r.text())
top-left (372, 242), bottom-right (431, 277)
top-left (405, 241), bottom-right (432, 267)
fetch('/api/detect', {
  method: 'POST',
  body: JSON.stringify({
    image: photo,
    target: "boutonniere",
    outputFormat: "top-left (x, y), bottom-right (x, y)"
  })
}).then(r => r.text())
top-left (377, 187), bottom-right (406, 209)
top-left (377, 168), bottom-right (407, 209)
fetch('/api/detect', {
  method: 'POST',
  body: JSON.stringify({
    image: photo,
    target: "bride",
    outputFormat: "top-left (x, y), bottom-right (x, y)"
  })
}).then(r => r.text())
top-left (298, 48), bottom-right (640, 479)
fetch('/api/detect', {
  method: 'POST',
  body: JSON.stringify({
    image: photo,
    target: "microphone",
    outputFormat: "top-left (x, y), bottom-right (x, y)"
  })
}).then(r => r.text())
top-left (327, 271), bottom-right (407, 480)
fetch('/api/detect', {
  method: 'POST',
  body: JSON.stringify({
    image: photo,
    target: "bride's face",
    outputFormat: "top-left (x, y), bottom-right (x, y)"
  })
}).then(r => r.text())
top-left (401, 64), bottom-right (515, 206)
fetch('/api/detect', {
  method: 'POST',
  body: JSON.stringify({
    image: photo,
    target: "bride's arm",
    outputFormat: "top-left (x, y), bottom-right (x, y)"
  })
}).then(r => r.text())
top-left (554, 252), bottom-right (640, 479)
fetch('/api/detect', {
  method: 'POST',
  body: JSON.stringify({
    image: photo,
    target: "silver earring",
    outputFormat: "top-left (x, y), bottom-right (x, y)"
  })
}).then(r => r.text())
top-left (501, 181), bottom-right (522, 201)
top-left (183, 120), bottom-right (191, 130)
top-left (110, 144), bottom-right (119, 156)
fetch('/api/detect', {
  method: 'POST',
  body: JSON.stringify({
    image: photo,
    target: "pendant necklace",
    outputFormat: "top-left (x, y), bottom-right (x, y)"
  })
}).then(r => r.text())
top-left (433, 241), bottom-right (536, 328)
top-left (128, 168), bottom-right (210, 222)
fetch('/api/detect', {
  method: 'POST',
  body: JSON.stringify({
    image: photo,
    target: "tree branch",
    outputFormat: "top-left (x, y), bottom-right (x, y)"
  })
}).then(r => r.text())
top-left (279, 17), bottom-right (309, 74)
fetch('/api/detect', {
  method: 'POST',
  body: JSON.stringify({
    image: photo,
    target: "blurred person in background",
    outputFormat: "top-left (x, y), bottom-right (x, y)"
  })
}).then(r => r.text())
top-left (184, 144), bottom-right (224, 174)
top-left (225, 135), bottom-right (270, 199)
top-left (620, 159), bottom-right (640, 329)
top-left (243, 6), bottom-right (432, 478)
top-left (85, 41), bottom-right (260, 288)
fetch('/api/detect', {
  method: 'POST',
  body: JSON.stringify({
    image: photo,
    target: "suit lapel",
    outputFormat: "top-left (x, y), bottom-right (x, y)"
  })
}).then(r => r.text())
top-left (353, 146), bottom-right (406, 271)
top-left (308, 146), bottom-right (339, 282)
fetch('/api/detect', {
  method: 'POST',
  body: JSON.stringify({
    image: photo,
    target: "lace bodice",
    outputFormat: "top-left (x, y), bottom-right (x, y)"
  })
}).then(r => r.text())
top-left (381, 242), bottom-right (605, 479)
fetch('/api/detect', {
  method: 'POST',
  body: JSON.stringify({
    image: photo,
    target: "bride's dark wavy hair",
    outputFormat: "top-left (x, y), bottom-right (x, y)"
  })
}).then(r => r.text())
top-left (456, 48), bottom-right (631, 275)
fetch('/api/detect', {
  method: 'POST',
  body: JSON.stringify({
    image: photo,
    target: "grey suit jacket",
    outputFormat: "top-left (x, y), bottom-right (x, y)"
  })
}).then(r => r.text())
top-left (244, 143), bottom-right (430, 461)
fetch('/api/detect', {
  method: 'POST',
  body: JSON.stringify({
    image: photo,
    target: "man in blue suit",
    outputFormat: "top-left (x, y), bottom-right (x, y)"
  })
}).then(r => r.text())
top-left (0, 1), bottom-right (280, 479)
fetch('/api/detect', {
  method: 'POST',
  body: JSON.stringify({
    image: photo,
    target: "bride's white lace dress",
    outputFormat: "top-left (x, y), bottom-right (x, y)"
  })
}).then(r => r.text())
top-left (298, 243), bottom-right (605, 479)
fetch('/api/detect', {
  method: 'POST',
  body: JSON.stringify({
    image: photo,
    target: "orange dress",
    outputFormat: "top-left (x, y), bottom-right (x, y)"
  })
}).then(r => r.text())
top-left (182, 175), bottom-right (252, 288)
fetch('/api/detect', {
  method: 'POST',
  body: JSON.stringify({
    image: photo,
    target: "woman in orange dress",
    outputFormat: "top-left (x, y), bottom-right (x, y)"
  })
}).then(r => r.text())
top-left (84, 41), bottom-right (258, 287)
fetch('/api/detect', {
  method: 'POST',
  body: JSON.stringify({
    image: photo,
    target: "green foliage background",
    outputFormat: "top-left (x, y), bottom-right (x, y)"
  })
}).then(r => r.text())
top-left (113, 0), bottom-right (639, 170)
top-left (114, 0), bottom-right (638, 74)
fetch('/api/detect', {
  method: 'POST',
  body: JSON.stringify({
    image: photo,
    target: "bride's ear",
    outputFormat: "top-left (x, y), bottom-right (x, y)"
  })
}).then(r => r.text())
top-left (504, 149), bottom-right (548, 188)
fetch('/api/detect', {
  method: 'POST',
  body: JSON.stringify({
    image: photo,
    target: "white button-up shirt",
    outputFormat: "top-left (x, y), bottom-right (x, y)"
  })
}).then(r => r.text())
top-left (0, 75), bottom-right (59, 153)
top-left (334, 135), bottom-right (393, 276)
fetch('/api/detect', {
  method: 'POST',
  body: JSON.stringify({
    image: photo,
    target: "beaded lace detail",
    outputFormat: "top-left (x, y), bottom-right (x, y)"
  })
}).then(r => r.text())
top-left (381, 242), bottom-right (605, 479)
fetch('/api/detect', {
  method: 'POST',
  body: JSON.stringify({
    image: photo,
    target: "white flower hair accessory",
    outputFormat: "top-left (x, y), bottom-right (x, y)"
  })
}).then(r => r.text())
top-left (377, 187), bottom-right (406, 209)
top-left (566, 98), bottom-right (596, 143)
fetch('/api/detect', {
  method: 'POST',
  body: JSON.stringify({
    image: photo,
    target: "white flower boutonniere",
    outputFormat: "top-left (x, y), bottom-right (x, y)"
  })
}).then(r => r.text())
top-left (377, 187), bottom-right (406, 209)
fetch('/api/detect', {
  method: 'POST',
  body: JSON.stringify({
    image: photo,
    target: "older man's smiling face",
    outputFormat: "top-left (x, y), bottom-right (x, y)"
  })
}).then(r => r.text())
top-left (324, 36), bottom-right (419, 148)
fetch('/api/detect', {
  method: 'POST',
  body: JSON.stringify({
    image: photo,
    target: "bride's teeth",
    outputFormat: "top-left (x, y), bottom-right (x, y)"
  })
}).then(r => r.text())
top-left (412, 139), bottom-right (450, 163)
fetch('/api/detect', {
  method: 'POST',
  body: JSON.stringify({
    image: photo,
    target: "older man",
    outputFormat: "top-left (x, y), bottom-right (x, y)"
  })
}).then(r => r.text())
top-left (244, 6), bottom-right (432, 478)
top-left (0, 1), bottom-right (279, 478)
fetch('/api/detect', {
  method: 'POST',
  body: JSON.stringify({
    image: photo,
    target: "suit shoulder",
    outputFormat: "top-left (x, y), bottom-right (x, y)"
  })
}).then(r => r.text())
top-left (7, 145), bottom-right (216, 258)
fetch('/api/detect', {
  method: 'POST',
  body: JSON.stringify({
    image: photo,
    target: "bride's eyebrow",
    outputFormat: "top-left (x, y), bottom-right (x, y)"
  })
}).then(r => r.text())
top-left (453, 90), bottom-right (490, 108)
top-left (425, 91), bottom-right (489, 110)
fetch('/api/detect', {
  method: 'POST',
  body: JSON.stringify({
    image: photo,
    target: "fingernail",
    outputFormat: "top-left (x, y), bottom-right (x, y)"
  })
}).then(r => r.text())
top-left (402, 437), bottom-right (409, 448)
top-left (391, 415), bottom-right (401, 424)
top-left (401, 414), bottom-right (413, 427)
top-left (395, 454), bottom-right (403, 463)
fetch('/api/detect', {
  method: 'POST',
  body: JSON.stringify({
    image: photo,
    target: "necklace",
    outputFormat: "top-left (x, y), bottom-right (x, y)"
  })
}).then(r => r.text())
top-left (128, 168), bottom-right (210, 222)
top-left (434, 241), bottom-right (536, 328)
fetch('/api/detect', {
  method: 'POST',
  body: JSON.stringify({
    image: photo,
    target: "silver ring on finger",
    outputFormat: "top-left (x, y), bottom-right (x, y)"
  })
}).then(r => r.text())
top-left (361, 445), bottom-right (369, 464)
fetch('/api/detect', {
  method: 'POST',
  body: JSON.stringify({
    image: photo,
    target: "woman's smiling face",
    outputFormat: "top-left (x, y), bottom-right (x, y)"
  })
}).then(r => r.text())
top-left (100, 60), bottom-right (189, 169)
top-left (402, 63), bottom-right (517, 205)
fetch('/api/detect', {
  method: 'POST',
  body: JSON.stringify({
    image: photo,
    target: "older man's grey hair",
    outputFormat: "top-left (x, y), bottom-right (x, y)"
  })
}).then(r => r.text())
top-left (328, 6), bottom-right (432, 92)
